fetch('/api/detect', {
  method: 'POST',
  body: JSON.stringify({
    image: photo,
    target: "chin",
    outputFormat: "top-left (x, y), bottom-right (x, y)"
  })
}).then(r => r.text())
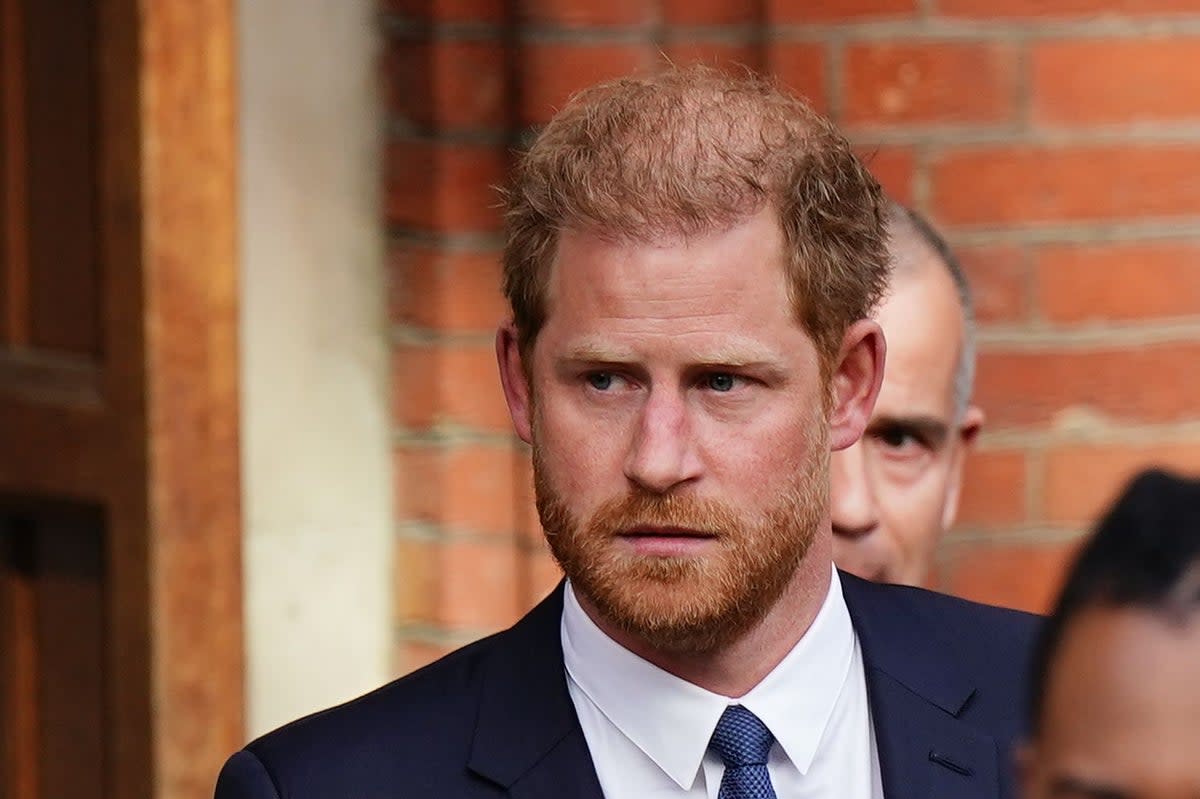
top-left (567, 546), bottom-right (798, 656)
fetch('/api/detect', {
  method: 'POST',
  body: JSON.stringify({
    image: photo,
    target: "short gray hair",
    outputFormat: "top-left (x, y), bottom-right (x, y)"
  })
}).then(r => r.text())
top-left (884, 201), bottom-right (976, 420)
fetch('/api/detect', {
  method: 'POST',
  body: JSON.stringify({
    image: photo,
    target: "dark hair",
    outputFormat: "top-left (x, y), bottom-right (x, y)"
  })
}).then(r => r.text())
top-left (1028, 468), bottom-right (1200, 732)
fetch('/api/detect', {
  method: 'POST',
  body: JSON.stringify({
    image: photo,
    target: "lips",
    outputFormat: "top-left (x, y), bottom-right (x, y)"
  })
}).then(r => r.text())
top-left (618, 525), bottom-right (718, 539)
top-left (616, 526), bottom-right (719, 557)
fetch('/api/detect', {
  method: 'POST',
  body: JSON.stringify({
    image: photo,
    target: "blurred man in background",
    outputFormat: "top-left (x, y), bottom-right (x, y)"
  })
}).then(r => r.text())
top-left (1021, 468), bottom-right (1200, 799)
top-left (831, 202), bottom-right (984, 586)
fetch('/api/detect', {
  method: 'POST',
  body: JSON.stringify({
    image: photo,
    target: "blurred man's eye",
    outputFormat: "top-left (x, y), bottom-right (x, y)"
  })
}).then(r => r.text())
top-left (876, 425), bottom-right (926, 452)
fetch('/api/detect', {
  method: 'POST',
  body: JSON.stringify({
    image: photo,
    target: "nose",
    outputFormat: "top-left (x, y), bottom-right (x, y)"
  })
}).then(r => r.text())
top-left (623, 387), bottom-right (702, 495)
top-left (830, 440), bottom-right (879, 539)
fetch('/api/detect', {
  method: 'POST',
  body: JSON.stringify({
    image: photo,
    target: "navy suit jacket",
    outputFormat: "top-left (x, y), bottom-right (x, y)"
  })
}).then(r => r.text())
top-left (216, 574), bottom-right (1039, 798)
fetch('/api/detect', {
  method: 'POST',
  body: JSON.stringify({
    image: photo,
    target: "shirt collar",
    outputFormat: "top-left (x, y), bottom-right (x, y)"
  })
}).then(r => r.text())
top-left (561, 565), bottom-right (856, 790)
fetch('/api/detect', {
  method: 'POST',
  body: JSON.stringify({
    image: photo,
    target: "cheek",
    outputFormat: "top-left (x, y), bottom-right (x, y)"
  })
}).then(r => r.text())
top-left (699, 411), bottom-right (825, 497)
top-left (534, 394), bottom-right (629, 498)
top-left (878, 468), bottom-right (953, 547)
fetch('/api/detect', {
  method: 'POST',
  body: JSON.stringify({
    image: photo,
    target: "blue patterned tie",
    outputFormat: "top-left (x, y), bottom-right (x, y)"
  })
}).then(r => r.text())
top-left (708, 705), bottom-right (779, 799)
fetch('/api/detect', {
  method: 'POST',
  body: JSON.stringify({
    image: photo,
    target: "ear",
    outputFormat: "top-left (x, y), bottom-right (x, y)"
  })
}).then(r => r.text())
top-left (828, 319), bottom-right (886, 452)
top-left (959, 404), bottom-right (984, 448)
top-left (940, 404), bottom-right (985, 531)
top-left (496, 321), bottom-right (534, 444)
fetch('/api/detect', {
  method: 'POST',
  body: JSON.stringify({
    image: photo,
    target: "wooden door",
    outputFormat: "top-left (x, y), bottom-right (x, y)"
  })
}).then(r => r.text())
top-left (0, 1), bottom-right (243, 798)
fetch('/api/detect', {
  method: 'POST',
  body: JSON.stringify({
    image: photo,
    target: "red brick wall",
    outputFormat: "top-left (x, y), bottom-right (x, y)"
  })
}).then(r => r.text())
top-left (384, 0), bottom-right (1200, 671)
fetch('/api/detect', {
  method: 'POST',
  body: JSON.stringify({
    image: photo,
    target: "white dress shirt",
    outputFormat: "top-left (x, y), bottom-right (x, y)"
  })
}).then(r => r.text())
top-left (562, 567), bottom-right (884, 798)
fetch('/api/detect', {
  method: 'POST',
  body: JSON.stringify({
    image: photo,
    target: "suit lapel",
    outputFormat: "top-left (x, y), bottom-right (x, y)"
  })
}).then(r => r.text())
top-left (468, 574), bottom-right (1010, 799)
top-left (867, 669), bottom-right (1000, 799)
top-left (505, 728), bottom-right (605, 799)
top-left (842, 573), bottom-right (1002, 799)
top-left (467, 583), bottom-right (605, 799)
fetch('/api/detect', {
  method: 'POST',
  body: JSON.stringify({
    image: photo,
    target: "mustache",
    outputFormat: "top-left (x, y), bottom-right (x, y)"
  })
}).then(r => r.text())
top-left (583, 491), bottom-right (741, 537)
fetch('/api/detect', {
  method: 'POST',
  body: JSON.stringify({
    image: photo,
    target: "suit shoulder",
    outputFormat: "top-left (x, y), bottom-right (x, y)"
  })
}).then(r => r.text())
top-left (842, 573), bottom-right (1042, 680)
top-left (890, 582), bottom-right (1040, 627)
top-left (863, 580), bottom-right (1042, 704)
top-left (894, 582), bottom-right (1041, 648)
top-left (237, 630), bottom-right (506, 792)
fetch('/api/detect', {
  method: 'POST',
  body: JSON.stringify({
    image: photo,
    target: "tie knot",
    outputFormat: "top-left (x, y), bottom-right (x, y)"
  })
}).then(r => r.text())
top-left (709, 706), bottom-right (775, 768)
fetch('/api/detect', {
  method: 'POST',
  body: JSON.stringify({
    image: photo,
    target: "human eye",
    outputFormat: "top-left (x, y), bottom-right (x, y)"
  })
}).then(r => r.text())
top-left (586, 371), bottom-right (617, 391)
top-left (701, 372), bottom-right (741, 392)
top-left (872, 424), bottom-right (929, 457)
top-left (583, 370), bottom-right (637, 393)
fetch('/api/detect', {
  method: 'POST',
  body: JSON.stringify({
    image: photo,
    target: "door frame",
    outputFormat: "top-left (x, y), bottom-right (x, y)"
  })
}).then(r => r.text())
top-left (0, 1), bottom-right (243, 797)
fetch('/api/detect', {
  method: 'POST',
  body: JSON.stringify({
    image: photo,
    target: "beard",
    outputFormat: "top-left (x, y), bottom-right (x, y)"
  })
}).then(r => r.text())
top-left (533, 433), bottom-right (829, 656)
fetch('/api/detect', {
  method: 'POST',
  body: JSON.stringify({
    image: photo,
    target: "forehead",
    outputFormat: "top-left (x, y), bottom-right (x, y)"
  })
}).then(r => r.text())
top-left (1039, 607), bottom-right (1200, 788)
top-left (542, 211), bottom-right (802, 343)
top-left (530, 210), bottom-right (834, 377)
top-left (872, 260), bottom-right (964, 417)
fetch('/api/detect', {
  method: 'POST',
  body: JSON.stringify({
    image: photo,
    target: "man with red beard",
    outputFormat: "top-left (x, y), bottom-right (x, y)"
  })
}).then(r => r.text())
top-left (216, 66), bottom-right (1038, 799)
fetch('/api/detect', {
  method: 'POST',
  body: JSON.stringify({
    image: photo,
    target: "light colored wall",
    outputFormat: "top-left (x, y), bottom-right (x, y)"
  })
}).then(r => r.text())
top-left (238, 0), bottom-right (391, 737)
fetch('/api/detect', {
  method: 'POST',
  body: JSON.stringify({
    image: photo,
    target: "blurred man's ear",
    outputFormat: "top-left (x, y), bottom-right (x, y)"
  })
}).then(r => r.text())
top-left (960, 405), bottom-right (985, 447)
top-left (829, 319), bottom-right (886, 452)
top-left (496, 322), bottom-right (533, 445)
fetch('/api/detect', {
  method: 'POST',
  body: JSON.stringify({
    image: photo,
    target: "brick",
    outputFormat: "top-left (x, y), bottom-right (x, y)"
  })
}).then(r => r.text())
top-left (931, 145), bottom-right (1200, 226)
top-left (395, 536), bottom-right (438, 623)
top-left (662, 41), bottom-right (764, 75)
top-left (957, 449), bottom-right (1027, 527)
top-left (439, 538), bottom-right (523, 629)
top-left (520, 0), bottom-right (656, 26)
top-left (524, 548), bottom-right (563, 606)
top-left (767, 0), bottom-right (917, 22)
top-left (394, 342), bottom-right (511, 432)
top-left (1044, 441), bottom-right (1200, 523)
top-left (387, 139), bottom-right (506, 233)
top-left (935, 0), bottom-right (1200, 18)
top-left (767, 42), bottom-right (829, 116)
top-left (1033, 38), bottom-right (1200, 126)
top-left (442, 445), bottom-right (521, 536)
top-left (975, 342), bottom-right (1200, 428)
top-left (389, 245), bottom-right (505, 332)
top-left (396, 446), bottom-right (441, 523)
top-left (395, 444), bottom-right (523, 536)
top-left (385, 40), bottom-right (507, 130)
top-left (438, 346), bottom-right (509, 432)
top-left (957, 244), bottom-right (1029, 324)
top-left (662, 0), bottom-right (759, 24)
top-left (1036, 242), bottom-right (1200, 323)
top-left (518, 43), bottom-right (657, 125)
top-left (857, 145), bottom-right (915, 205)
top-left (383, 0), bottom-right (504, 23)
top-left (844, 42), bottom-right (1019, 127)
top-left (937, 540), bottom-right (1079, 614)
top-left (395, 344), bottom-right (440, 430)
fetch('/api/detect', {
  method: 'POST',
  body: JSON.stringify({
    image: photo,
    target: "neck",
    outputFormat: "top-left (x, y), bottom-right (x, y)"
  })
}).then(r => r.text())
top-left (577, 535), bottom-right (834, 697)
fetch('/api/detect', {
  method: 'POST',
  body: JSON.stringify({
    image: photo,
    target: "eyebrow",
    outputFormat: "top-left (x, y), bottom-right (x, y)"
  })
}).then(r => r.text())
top-left (1047, 775), bottom-right (1132, 799)
top-left (866, 414), bottom-right (952, 447)
top-left (558, 338), bottom-right (786, 370)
